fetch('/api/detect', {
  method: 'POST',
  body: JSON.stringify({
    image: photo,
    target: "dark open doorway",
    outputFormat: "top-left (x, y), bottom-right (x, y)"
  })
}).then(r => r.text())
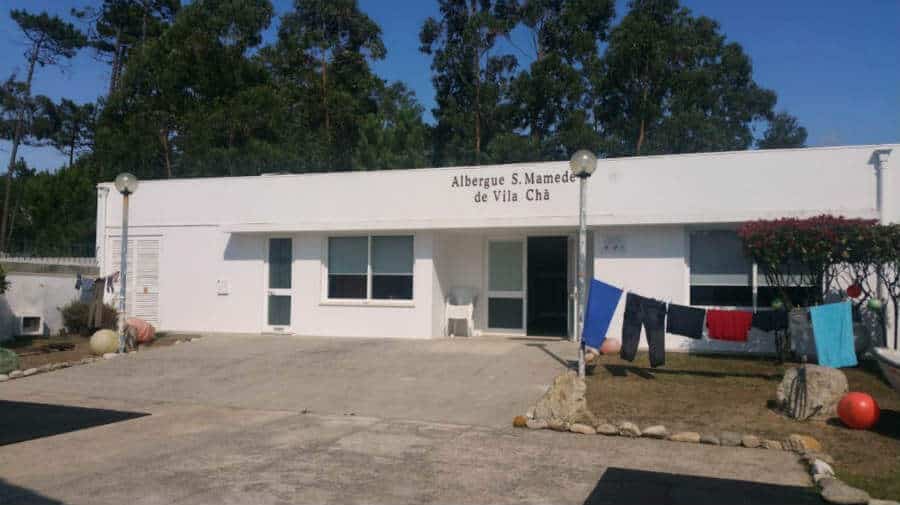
top-left (527, 236), bottom-right (569, 337)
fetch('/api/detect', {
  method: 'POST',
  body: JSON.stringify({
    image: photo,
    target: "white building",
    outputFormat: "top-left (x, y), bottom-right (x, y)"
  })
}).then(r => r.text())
top-left (95, 144), bottom-right (898, 351)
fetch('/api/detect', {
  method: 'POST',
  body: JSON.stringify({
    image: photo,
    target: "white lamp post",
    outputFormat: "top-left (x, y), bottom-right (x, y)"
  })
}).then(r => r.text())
top-left (114, 172), bottom-right (138, 353)
top-left (569, 149), bottom-right (597, 378)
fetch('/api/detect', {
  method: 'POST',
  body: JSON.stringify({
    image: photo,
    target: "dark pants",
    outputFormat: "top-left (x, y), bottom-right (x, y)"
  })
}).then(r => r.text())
top-left (620, 293), bottom-right (667, 367)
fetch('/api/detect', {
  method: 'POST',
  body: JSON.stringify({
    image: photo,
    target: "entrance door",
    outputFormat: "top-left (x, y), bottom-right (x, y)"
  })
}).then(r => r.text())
top-left (487, 239), bottom-right (526, 332)
top-left (265, 237), bottom-right (292, 332)
top-left (527, 236), bottom-right (569, 336)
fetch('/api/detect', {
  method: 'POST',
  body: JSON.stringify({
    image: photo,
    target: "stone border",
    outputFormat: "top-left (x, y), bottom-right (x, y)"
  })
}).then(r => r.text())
top-left (513, 415), bottom-right (895, 505)
top-left (0, 336), bottom-right (203, 383)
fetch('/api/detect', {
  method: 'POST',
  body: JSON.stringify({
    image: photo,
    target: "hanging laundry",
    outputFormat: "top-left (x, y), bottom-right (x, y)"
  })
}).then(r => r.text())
top-left (809, 301), bottom-right (858, 368)
top-left (620, 293), bottom-right (667, 367)
top-left (665, 304), bottom-right (705, 339)
top-left (789, 308), bottom-right (816, 359)
top-left (582, 279), bottom-right (623, 355)
top-left (752, 309), bottom-right (788, 332)
top-left (706, 309), bottom-right (753, 342)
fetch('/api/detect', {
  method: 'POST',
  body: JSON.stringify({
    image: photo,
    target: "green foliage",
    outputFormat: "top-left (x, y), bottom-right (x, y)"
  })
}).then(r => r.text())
top-left (738, 216), bottom-right (878, 308)
top-left (73, 0), bottom-right (180, 94)
top-left (60, 300), bottom-right (118, 335)
top-left (0, 347), bottom-right (19, 375)
top-left (0, 158), bottom-right (97, 255)
top-left (506, 0), bottom-right (613, 160)
top-left (757, 111), bottom-right (808, 149)
top-left (10, 10), bottom-right (87, 67)
top-left (420, 0), bottom-right (519, 166)
top-left (595, 0), bottom-right (777, 157)
top-left (0, 265), bottom-right (10, 294)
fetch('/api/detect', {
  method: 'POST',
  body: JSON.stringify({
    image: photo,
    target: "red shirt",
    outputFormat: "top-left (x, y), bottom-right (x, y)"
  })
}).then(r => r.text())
top-left (706, 309), bottom-right (753, 342)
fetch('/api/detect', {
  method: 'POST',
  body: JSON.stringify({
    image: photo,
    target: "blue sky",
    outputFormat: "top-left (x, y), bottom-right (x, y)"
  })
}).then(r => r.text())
top-left (1, 0), bottom-right (898, 171)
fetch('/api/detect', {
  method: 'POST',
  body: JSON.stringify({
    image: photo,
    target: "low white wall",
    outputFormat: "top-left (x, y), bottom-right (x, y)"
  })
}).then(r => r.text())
top-left (0, 273), bottom-right (88, 339)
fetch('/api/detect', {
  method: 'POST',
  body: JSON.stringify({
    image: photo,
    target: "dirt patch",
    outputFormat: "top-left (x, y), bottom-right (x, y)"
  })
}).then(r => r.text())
top-left (585, 352), bottom-right (900, 501)
top-left (6, 333), bottom-right (192, 369)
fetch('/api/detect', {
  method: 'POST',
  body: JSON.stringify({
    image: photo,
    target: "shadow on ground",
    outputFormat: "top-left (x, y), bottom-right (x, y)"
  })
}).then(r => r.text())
top-left (583, 468), bottom-right (823, 505)
top-left (825, 409), bottom-right (900, 441)
top-left (0, 400), bottom-right (148, 446)
top-left (600, 364), bottom-right (783, 381)
top-left (0, 478), bottom-right (66, 505)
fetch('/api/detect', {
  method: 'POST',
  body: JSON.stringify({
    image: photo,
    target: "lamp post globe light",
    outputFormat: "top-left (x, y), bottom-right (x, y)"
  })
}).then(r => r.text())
top-left (570, 150), bottom-right (597, 378)
top-left (114, 173), bottom-right (138, 353)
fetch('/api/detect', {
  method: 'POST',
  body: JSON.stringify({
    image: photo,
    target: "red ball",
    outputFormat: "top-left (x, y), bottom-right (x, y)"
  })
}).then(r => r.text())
top-left (837, 392), bottom-right (880, 430)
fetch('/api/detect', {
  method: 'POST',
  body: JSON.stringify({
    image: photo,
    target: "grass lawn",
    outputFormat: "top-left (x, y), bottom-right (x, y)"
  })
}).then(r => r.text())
top-left (585, 351), bottom-right (900, 501)
top-left (4, 332), bottom-right (190, 369)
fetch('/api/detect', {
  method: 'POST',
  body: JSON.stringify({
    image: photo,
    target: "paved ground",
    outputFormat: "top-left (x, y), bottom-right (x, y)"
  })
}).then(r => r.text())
top-left (0, 335), bottom-right (818, 504)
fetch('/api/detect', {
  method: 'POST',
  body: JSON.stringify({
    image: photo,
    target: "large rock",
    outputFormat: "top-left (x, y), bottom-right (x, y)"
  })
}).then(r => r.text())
top-left (786, 434), bottom-right (823, 453)
top-left (776, 365), bottom-right (848, 421)
top-left (819, 478), bottom-right (870, 504)
top-left (0, 348), bottom-right (19, 374)
top-left (532, 371), bottom-right (596, 426)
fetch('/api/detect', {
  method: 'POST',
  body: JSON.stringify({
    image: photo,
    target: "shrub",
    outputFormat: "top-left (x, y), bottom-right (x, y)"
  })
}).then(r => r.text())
top-left (0, 265), bottom-right (9, 294)
top-left (738, 215), bottom-right (877, 308)
top-left (0, 347), bottom-right (18, 374)
top-left (60, 300), bottom-right (118, 336)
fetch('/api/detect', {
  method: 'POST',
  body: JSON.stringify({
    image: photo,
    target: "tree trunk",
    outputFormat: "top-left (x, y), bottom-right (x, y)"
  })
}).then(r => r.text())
top-left (893, 300), bottom-right (899, 350)
top-left (471, 0), bottom-right (481, 165)
top-left (159, 127), bottom-right (172, 178)
top-left (69, 120), bottom-right (78, 167)
top-left (321, 51), bottom-right (329, 136)
top-left (636, 118), bottom-right (645, 156)
top-left (1, 42), bottom-right (40, 252)
top-left (109, 28), bottom-right (123, 96)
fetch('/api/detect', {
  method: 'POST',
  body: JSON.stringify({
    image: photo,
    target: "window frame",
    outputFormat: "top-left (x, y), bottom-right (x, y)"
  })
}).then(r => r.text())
top-left (323, 234), bottom-right (415, 305)
top-left (688, 228), bottom-right (815, 311)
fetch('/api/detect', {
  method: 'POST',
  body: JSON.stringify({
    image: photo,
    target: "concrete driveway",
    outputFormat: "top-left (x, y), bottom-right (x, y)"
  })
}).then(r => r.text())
top-left (0, 335), bottom-right (818, 504)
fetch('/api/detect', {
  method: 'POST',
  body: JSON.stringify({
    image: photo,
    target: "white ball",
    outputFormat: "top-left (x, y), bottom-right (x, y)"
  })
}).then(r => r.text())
top-left (90, 329), bottom-right (119, 355)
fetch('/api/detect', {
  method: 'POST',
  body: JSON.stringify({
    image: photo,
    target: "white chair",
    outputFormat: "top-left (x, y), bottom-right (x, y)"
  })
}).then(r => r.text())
top-left (445, 287), bottom-right (478, 338)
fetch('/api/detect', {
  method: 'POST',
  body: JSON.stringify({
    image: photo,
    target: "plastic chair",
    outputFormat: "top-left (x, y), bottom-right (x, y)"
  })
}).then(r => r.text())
top-left (445, 287), bottom-right (478, 338)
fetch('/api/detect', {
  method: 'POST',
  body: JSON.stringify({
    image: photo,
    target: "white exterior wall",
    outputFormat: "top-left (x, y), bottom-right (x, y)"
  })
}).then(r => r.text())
top-left (96, 144), bottom-right (897, 343)
top-left (592, 226), bottom-right (776, 353)
top-left (0, 273), bottom-right (85, 339)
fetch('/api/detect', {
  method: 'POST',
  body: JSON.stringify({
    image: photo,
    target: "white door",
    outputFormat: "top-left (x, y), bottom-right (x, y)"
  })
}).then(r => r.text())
top-left (265, 237), bottom-right (293, 332)
top-left (486, 239), bottom-right (526, 333)
top-left (110, 237), bottom-right (161, 326)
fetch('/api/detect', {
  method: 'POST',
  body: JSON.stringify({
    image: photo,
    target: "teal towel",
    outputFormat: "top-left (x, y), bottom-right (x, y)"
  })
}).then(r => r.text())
top-left (809, 301), bottom-right (857, 368)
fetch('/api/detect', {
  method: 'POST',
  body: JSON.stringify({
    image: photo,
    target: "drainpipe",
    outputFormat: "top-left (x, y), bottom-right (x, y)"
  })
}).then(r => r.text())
top-left (870, 148), bottom-right (894, 348)
top-left (96, 186), bottom-right (110, 270)
top-left (871, 148), bottom-right (892, 224)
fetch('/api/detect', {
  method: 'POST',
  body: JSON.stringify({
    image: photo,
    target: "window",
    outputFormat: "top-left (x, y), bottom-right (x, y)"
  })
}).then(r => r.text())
top-left (328, 237), bottom-right (368, 299)
top-left (372, 236), bottom-right (414, 300)
top-left (690, 230), bottom-right (817, 309)
top-left (327, 235), bottom-right (414, 301)
top-left (690, 230), bottom-right (753, 307)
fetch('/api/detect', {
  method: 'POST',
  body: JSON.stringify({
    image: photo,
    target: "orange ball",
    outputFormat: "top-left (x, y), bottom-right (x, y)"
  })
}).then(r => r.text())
top-left (600, 338), bottom-right (621, 354)
top-left (837, 392), bottom-right (880, 430)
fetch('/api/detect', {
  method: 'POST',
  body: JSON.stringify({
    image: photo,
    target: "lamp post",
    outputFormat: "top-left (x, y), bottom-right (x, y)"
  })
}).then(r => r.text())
top-left (569, 150), bottom-right (597, 378)
top-left (113, 172), bottom-right (139, 353)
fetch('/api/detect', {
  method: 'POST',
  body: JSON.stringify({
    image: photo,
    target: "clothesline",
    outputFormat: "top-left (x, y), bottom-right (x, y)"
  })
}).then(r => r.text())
top-left (582, 278), bottom-right (857, 370)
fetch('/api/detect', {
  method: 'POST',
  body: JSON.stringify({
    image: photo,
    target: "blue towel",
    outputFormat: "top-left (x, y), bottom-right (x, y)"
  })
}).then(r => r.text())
top-left (582, 279), bottom-right (623, 351)
top-left (809, 301), bottom-right (857, 368)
